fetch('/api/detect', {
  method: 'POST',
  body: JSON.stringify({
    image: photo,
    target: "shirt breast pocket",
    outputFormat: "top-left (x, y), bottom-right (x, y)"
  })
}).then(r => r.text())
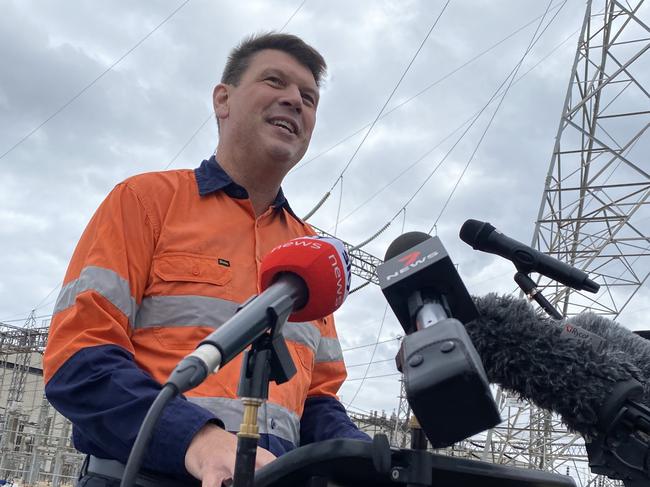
top-left (140, 253), bottom-right (235, 350)
top-left (150, 254), bottom-right (232, 295)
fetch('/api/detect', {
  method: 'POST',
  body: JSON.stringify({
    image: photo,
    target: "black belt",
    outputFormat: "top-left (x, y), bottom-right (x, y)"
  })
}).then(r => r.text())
top-left (85, 455), bottom-right (198, 487)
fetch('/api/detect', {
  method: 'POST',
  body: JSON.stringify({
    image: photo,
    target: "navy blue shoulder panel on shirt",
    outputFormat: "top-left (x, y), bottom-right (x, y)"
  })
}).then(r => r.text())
top-left (44, 344), bottom-right (218, 480)
top-left (300, 396), bottom-right (372, 445)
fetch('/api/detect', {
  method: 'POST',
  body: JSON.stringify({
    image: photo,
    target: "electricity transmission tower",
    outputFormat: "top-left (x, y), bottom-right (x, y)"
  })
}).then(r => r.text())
top-left (532, 0), bottom-right (650, 318)
top-left (334, 1), bottom-right (649, 485)
top-left (488, 1), bottom-right (650, 485)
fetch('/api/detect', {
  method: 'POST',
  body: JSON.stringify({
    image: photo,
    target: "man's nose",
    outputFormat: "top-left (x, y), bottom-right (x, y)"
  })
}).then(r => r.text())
top-left (279, 84), bottom-right (303, 112)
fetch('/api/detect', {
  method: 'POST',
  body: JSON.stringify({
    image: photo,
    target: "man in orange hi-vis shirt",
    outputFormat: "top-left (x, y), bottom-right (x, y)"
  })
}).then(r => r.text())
top-left (44, 32), bottom-right (369, 487)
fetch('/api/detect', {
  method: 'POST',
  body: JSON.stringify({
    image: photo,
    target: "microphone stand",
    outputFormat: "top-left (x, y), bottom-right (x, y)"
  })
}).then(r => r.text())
top-left (232, 296), bottom-right (297, 487)
top-left (120, 293), bottom-right (297, 487)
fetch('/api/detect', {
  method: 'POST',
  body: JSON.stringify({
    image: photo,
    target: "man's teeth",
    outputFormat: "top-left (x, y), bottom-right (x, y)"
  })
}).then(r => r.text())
top-left (271, 120), bottom-right (295, 134)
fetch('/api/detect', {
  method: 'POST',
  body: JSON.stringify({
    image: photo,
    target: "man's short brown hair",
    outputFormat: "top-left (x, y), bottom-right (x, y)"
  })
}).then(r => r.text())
top-left (222, 32), bottom-right (327, 87)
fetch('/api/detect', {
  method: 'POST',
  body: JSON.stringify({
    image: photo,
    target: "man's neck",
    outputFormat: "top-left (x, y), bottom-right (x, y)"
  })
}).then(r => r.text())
top-left (215, 149), bottom-right (284, 217)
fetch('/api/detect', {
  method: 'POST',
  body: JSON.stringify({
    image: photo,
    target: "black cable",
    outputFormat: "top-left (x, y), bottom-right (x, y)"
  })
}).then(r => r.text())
top-left (120, 384), bottom-right (178, 487)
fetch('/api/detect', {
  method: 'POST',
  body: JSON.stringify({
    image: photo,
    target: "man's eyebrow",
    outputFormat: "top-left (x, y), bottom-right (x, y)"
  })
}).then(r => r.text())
top-left (259, 68), bottom-right (283, 78)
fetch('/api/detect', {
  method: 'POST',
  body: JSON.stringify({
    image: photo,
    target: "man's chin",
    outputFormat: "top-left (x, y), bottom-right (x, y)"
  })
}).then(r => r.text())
top-left (266, 144), bottom-right (303, 168)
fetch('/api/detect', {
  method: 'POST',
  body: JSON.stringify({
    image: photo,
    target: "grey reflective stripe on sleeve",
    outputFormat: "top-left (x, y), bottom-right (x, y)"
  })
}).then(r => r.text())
top-left (53, 266), bottom-right (137, 324)
top-left (134, 295), bottom-right (239, 329)
top-left (188, 396), bottom-right (300, 446)
top-left (315, 337), bottom-right (343, 363)
top-left (281, 322), bottom-right (320, 352)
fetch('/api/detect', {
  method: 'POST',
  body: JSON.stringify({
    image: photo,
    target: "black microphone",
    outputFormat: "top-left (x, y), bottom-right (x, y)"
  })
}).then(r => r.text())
top-left (459, 219), bottom-right (600, 293)
top-left (380, 232), bottom-right (478, 331)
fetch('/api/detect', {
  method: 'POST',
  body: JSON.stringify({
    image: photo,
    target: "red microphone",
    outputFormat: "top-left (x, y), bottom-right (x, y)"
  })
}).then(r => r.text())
top-left (167, 236), bottom-right (352, 393)
top-left (259, 236), bottom-right (351, 322)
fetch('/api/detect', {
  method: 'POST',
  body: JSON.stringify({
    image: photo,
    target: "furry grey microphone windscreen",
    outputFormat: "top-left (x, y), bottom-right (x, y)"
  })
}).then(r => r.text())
top-left (568, 312), bottom-right (650, 404)
top-left (466, 294), bottom-right (643, 438)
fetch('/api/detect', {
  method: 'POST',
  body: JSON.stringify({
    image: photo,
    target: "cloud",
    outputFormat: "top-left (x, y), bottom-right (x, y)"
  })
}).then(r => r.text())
top-left (3, 0), bottom-right (647, 421)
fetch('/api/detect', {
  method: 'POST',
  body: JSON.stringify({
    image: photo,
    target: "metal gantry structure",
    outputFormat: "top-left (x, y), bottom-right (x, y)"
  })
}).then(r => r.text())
top-left (0, 315), bottom-right (82, 486)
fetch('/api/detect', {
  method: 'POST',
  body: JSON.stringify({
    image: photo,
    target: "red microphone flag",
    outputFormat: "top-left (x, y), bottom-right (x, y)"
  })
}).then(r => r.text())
top-left (259, 236), bottom-right (351, 322)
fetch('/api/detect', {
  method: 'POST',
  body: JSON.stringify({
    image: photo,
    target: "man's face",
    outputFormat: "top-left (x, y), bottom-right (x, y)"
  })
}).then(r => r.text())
top-left (215, 49), bottom-right (319, 171)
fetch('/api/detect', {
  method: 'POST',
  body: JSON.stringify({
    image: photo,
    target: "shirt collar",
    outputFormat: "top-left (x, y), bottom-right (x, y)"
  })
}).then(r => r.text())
top-left (194, 155), bottom-right (294, 213)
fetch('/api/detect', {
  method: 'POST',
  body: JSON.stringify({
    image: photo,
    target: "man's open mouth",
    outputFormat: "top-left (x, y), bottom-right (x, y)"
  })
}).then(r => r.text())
top-left (269, 118), bottom-right (297, 135)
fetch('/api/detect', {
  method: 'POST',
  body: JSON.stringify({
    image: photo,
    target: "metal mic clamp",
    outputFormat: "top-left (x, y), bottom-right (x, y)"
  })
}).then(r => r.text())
top-left (514, 272), bottom-right (563, 320)
top-left (395, 307), bottom-right (501, 448)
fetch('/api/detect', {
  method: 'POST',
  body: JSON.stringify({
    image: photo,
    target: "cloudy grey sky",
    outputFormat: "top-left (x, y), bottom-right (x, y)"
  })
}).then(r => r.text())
top-left (3, 0), bottom-right (647, 416)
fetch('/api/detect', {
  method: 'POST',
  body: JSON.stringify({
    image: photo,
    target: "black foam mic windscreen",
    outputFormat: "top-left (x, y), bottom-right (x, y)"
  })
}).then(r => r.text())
top-left (568, 313), bottom-right (650, 404)
top-left (467, 294), bottom-right (644, 438)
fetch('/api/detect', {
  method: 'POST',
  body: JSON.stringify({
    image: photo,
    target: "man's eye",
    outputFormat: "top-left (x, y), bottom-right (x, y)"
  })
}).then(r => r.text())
top-left (302, 94), bottom-right (315, 106)
top-left (266, 76), bottom-right (282, 86)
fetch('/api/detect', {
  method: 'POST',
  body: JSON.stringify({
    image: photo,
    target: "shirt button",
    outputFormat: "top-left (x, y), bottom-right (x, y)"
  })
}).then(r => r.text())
top-left (192, 265), bottom-right (200, 276)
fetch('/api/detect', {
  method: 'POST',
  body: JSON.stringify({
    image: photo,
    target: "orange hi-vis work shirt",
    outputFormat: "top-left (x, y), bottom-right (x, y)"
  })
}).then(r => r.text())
top-left (43, 157), bottom-right (366, 478)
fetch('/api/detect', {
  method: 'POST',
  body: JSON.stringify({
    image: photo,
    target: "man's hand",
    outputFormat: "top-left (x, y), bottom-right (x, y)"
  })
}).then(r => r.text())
top-left (185, 423), bottom-right (276, 487)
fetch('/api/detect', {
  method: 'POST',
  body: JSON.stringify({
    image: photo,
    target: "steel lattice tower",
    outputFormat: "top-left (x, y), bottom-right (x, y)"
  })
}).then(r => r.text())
top-left (532, 0), bottom-right (650, 318)
top-left (342, 2), bottom-right (649, 485)
top-left (483, 1), bottom-right (650, 485)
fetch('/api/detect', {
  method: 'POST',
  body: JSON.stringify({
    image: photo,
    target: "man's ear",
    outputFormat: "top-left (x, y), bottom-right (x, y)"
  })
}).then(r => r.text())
top-left (213, 83), bottom-right (230, 121)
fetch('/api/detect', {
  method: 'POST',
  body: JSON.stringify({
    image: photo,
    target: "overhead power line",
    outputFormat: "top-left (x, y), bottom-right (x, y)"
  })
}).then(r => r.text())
top-left (279, 0), bottom-right (307, 32)
top-left (346, 373), bottom-right (401, 382)
top-left (345, 214), bottom-right (407, 408)
top-left (336, 0), bottom-right (567, 242)
top-left (290, 0), bottom-right (568, 177)
top-left (164, 111), bottom-right (214, 170)
top-left (347, 357), bottom-right (395, 368)
top-left (303, 0), bottom-right (452, 221)
top-left (0, 0), bottom-right (191, 162)
top-left (341, 336), bottom-right (401, 352)
top-left (345, 304), bottom-right (391, 408)
top-left (332, 23), bottom-right (579, 229)
top-left (429, 0), bottom-right (565, 232)
top-left (0, 314), bottom-right (52, 324)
